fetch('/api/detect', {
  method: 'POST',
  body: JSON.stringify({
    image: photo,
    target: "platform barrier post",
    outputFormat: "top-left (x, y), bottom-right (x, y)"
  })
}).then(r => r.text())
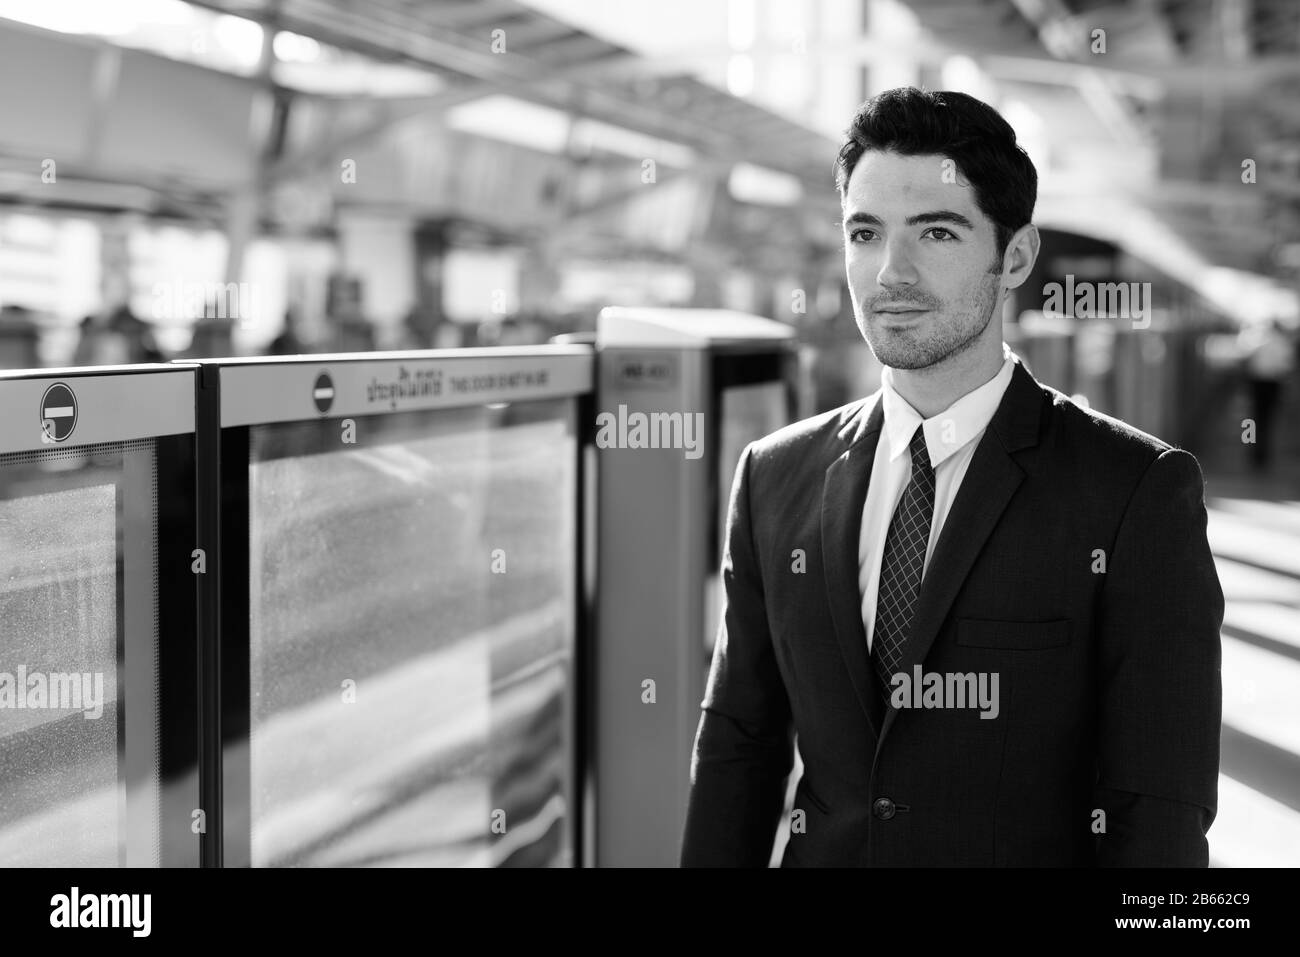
top-left (593, 307), bottom-right (800, 866)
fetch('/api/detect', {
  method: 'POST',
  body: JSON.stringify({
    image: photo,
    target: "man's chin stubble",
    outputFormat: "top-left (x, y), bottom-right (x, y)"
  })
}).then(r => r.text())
top-left (862, 306), bottom-right (994, 372)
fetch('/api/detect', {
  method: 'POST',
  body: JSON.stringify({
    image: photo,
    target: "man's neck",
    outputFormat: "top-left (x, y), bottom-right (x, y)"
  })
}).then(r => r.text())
top-left (889, 341), bottom-right (1006, 419)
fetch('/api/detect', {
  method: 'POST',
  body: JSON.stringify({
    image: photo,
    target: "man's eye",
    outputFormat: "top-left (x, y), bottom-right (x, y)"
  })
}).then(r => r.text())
top-left (847, 229), bottom-right (876, 243)
top-left (924, 227), bottom-right (958, 241)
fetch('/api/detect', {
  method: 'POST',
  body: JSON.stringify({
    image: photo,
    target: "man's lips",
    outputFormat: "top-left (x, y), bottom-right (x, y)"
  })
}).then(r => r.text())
top-left (874, 307), bottom-right (930, 319)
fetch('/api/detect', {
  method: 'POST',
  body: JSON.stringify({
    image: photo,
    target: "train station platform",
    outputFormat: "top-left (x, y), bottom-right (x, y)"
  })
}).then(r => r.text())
top-left (1195, 373), bottom-right (1300, 866)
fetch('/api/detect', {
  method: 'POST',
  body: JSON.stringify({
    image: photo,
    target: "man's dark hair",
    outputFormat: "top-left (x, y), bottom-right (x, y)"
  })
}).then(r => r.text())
top-left (834, 87), bottom-right (1038, 260)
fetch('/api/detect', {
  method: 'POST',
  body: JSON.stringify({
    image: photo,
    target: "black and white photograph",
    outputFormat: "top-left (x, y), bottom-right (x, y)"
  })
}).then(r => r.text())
top-left (0, 0), bottom-right (1294, 934)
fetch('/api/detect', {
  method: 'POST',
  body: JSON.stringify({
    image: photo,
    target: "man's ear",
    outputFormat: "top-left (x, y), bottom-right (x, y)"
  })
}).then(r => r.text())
top-left (1001, 223), bottom-right (1040, 293)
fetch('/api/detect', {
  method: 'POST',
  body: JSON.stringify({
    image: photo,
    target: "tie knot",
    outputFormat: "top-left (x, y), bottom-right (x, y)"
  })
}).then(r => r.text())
top-left (909, 424), bottom-right (931, 474)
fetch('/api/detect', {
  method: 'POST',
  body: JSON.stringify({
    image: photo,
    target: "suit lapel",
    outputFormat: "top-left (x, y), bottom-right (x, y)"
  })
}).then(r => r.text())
top-left (819, 359), bottom-right (1049, 748)
top-left (875, 358), bottom-right (1047, 747)
top-left (821, 393), bottom-right (887, 739)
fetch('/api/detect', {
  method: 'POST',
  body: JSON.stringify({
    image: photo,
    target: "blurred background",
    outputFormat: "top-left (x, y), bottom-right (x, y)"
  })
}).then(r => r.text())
top-left (0, 0), bottom-right (1297, 867)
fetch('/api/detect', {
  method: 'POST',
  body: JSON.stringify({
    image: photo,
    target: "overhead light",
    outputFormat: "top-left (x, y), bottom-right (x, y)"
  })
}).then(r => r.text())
top-left (0, 0), bottom-right (135, 36)
top-left (728, 162), bottom-right (802, 206)
top-left (213, 13), bottom-right (263, 68)
top-left (446, 95), bottom-right (571, 154)
top-left (727, 0), bottom-right (755, 50)
top-left (726, 54), bottom-right (753, 98)
top-left (273, 30), bottom-right (320, 63)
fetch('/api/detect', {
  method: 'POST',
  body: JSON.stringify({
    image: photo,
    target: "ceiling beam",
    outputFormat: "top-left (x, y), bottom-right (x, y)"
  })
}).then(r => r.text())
top-left (185, 0), bottom-right (835, 189)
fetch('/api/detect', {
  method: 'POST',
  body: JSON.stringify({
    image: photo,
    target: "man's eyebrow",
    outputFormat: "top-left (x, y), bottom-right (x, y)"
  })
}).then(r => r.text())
top-left (842, 210), bottom-right (977, 230)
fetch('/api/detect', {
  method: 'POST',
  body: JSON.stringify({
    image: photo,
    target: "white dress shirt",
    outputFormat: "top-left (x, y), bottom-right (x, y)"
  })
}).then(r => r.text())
top-left (859, 341), bottom-right (1017, 652)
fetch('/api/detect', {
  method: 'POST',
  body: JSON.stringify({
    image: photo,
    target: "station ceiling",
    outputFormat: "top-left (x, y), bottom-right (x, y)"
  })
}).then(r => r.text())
top-left (2, 0), bottom-right (1297, 280)
top-left (182, 0), bottom-right (1300, 276)
top-left (184, 0), bottom-right (840, 193)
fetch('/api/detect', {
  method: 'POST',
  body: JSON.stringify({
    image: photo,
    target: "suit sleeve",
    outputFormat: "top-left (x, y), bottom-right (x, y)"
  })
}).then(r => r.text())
top-left (1093, 447), bottom-right (1223, 867)
top-left (680, 441), bottom-right (795, 867)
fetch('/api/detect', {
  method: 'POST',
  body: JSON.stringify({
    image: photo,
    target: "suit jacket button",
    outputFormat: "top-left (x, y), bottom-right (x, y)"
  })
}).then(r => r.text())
top-left (872, 797), bottom-right (896, 820)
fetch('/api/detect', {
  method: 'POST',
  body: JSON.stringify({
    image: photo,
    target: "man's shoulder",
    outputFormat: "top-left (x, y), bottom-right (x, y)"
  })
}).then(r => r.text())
top-left (1030, 376), bottom-right (1213, 506)
top-left (1036, 378), bottom-right (1178, 465)
top-left (746, 393), bottom-right (878, 467)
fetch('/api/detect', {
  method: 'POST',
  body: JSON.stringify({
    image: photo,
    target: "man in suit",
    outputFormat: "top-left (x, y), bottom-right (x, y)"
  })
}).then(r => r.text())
top-left (681, 88), bottom-right (1223, 867)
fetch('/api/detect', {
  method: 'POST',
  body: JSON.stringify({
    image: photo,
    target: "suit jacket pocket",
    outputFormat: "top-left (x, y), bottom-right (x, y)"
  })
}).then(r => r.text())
top-left (956, 617), bottom-right (1071, 650)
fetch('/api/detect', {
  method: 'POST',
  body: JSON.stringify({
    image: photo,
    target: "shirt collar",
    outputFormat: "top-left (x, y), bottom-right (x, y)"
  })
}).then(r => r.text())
top-left (879, 341), bottom-right (1016, 469)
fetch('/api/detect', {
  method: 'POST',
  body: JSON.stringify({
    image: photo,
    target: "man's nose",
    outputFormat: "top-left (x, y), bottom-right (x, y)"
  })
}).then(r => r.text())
top-left (875, 240), bottom-right (919, 288)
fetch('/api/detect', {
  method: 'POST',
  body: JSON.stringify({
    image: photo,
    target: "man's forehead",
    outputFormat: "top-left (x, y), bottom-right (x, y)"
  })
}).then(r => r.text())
top-left (842, 151), bottom-right (977, 214)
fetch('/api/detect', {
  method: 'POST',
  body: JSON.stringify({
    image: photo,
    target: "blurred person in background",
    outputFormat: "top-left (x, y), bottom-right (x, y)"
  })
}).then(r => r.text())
top-left (0, 304), bottom-right (42, 370)
top-left (395, 304), bottom-right (435, 350)
top-left (328, 314), bottom-right (377, 353)
top-left (72, 301), bottom-right (164, 366)
top-left (475, 317), bottom-right (502, 347)
top-left (433, 320), bottom-right (465, 349)
top-left (179, 298), bottom-right (237, 360)
top-left (496, 316), bottom-right (533, 346)
top-left (268, 306), bottom-right (306, 356)
top-left (394, 304), bottom-right (465, 350)
top-left (1238, 317), bottom-right (1296, 471)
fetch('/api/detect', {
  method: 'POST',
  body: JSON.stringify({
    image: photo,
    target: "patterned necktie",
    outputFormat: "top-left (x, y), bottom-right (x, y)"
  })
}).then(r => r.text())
top-left (872, 423), bottom-right (936, 704)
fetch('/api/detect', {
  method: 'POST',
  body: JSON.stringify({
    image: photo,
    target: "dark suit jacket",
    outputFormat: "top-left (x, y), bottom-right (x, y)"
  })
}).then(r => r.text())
top-left (681, 356), bottom-right (1223, 867)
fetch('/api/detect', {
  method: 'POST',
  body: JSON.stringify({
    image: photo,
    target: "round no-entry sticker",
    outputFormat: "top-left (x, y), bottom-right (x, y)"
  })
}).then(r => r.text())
top-left (40, 383), bottom-right (78, 443)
